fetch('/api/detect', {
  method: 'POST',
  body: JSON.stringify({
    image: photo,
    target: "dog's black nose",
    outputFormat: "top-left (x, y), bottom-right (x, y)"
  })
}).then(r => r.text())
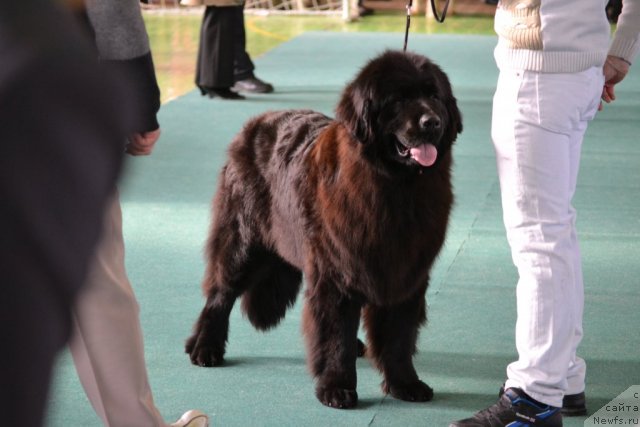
top-left (419, 114), bottom-right (441, 130)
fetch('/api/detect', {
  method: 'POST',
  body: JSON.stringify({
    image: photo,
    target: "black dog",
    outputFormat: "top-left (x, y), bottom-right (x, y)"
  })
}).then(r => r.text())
top-left (186, 50), bottom-right (462, 409)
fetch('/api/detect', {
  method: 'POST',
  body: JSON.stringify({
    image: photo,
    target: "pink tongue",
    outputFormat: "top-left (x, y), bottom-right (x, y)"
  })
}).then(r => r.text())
top-left (410, 144), bottom-right (438, 167)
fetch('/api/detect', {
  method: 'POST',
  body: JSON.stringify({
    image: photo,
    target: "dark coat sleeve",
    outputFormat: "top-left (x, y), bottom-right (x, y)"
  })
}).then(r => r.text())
top-left (105, 52), bottom-right (161, 132)
top-left (85, 0), bottom-right (161, 133)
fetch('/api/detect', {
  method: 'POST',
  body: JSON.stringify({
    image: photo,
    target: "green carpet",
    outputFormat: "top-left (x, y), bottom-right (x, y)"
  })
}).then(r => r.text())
top-left (46, 32), bottom-right (640, 426)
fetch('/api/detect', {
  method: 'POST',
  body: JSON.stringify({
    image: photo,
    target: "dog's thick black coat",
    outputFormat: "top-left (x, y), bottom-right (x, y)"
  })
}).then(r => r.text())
top-left (185, 50), bottom-right (462, 409)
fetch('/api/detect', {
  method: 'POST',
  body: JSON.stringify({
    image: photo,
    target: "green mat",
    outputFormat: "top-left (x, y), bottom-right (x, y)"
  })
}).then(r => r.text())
top-left (46, 32), bottom-right (640, 427)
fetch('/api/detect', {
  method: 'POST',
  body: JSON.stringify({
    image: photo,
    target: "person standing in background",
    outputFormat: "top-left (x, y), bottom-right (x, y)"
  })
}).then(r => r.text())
top-left (183, 0), bottom-right (274, 99)
top-left (451, 1), bottom-right (639, 426)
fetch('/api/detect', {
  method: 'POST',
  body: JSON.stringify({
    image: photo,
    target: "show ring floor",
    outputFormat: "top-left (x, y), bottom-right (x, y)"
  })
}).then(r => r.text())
top-left (47, 32), bottom-right (640, 427)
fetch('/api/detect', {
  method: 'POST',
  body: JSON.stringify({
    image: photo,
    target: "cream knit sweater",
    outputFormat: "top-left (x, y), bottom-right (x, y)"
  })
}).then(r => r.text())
top-left (494, 0), bottom-right (640, 72)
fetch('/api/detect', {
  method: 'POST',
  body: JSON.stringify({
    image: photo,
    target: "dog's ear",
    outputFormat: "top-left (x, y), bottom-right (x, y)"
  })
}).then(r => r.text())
top-left (446, 94), bottom-right (463, 139)
top-left (335, 82), bottom-right (376, 145)
top-left (431, 65), bottom-right (463, 140)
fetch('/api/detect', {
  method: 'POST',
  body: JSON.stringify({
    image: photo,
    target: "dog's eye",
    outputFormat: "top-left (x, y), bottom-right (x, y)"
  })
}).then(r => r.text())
top-left (429, 96), bottom-right (445, 107)
top-left (382, 100), bottom-right (404, 115)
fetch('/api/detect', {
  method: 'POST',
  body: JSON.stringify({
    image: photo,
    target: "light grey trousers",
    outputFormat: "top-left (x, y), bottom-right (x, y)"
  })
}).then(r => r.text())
top-left (70, 193), bottom-right (167, 427)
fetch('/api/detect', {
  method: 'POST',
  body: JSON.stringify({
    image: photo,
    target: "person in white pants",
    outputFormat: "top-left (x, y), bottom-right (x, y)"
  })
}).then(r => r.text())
top-left (494, 65), bottom-right (603, 409)
top-left (451, 1), bottom-right (639, 426)
top-left (68, 1), bottom-right (209, 426)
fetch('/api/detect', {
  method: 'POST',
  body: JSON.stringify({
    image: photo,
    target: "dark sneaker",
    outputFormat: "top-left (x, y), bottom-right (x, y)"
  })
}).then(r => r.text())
top-left (560, 392), bottom-right (587, 416)
top-left (499, 384), bottom-right (587, 417)
top-left (231, 77), bottom-right (274, 94)
top-left (450, 388), bottom-right (562, 427)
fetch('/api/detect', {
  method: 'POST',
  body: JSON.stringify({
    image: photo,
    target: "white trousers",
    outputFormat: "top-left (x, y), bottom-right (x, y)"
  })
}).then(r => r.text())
top-left (492, 66), bottom-right (603, 408)
top-left (70, 193), bottom-right (167, 426)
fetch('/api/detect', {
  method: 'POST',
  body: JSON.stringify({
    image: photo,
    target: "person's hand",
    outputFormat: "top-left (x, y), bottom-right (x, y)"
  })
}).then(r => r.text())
top-left (600, 55), bottom-right (630, 110)
top-left (126, 128), bottom-right (161, 156)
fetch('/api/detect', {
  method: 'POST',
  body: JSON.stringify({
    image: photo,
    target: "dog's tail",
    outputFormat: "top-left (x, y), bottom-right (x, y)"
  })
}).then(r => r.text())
top-left (240, 254), bottom-right (303, 331)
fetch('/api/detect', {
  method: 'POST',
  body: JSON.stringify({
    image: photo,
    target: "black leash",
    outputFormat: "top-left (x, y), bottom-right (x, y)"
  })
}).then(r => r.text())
top-left (403, 0), bottom-right (451, 51)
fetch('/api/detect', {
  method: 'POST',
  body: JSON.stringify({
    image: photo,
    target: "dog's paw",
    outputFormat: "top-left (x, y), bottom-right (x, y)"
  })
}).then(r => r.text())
top-left (383, 379), bottom-right (434, 402)
top-left (185, 334), bottom-right (224, 367)
top-left (316, 386), bottom-right (358, 409)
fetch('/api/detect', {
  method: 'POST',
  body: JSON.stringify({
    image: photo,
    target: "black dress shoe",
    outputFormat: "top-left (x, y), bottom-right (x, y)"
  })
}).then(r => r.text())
top-left (198, 86), bottom-right (245, 100)
top-left (231, 77), bottom-right (274, 94)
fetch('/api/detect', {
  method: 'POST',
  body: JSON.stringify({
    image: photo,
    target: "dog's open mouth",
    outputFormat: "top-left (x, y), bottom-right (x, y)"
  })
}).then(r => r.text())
top-left (395, 139), bottom-right (438, 167)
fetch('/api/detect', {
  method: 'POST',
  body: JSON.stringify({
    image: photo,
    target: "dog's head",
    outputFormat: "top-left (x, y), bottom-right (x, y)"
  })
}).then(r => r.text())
top-left (335, 50), bottom-right (462, 170)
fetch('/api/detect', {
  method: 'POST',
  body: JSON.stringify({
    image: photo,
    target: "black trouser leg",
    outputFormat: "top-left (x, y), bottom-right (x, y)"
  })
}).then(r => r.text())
top-left (196, 6), bottom-right (236, 88)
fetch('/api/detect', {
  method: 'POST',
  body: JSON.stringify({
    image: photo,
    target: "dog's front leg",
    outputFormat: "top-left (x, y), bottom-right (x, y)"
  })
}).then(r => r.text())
top-left (302, 281), bottom-right (362, 409)
top-left (363, 293), bottom-right (434, 402)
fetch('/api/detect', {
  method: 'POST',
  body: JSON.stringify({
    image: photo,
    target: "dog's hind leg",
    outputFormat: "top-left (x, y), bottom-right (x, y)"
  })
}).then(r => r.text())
top-left (362, 293), bottom-right (434, 402)
top-left (302, 279), bottom-right (362, 409)
top-left (185, 178), bottom-right (259, 367)
top-left (186, 285), bottom-right (237, 367)
top-left (240, 250), bottom-right (302, 331)
top-left (186, 244), bottom-right (300, 366)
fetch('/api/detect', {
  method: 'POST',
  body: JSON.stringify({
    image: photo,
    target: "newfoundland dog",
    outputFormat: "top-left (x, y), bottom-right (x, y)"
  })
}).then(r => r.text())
top-left (185, 50), bottom-right (462, 409)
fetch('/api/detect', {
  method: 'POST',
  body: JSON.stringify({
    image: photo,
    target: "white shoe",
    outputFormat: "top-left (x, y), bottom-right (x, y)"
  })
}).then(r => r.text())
top-left (169, 409), bottom-right (209, 427)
